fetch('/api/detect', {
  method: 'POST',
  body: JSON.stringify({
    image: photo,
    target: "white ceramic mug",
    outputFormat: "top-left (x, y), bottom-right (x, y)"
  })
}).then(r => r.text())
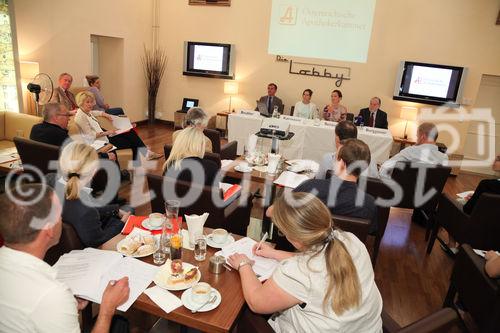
top-left (212, 228), bottom-right (228, 244)
top-left (191, 282), bottom-right (212, 304)
top-left (148, 213), bottom-right (165, 227)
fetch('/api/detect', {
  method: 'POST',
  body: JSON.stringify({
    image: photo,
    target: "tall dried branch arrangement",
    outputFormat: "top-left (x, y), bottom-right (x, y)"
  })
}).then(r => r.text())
top-left (141, 46), bottom-right (167, 124)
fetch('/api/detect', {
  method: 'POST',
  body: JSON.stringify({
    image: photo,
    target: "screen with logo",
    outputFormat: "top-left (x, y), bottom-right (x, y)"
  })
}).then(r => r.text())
top-left (193, 45), bottom-right (224, 72)
top-left (268, 0), bottom-right (376, 63)
top-left (393, 61), bottom-right (465, 105)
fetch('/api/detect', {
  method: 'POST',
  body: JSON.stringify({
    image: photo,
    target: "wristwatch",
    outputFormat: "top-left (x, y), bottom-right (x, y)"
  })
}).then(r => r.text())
top-left (238, 260), bottom-right (252, 271)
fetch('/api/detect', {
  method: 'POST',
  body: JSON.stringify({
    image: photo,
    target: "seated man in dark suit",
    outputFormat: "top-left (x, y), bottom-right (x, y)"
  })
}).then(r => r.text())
top-left (358, 97), bottom-right (388, 129)
top-left (256, 83), bottom-right (284, 115)
top-left (268, 139), bottom-right (377, 250)
top-left (293, 138), bottom-right (377, 232)
top-left (30, 102), bottom-right (71, 146)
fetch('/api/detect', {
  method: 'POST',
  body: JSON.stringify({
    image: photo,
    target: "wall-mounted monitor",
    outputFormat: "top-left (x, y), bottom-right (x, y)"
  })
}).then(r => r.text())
top-left (183, 41), bottom-right (234, 79)
top-left (393, 61), bottom-right (467, 106)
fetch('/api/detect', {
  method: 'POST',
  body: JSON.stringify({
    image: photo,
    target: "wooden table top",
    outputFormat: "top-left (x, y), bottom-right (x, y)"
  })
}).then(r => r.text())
top-left (101, 226), bottom-right (246, 333)
top-left (222, 157), bottom-right (280, 184)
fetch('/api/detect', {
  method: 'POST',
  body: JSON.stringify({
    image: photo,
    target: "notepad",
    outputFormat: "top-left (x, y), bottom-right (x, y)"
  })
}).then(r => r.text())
top-left (273, 171), bottom-right (310, 188)
top-left (53, 248), bottom-right (159, 311)
top-left (220, 237), bottom-right (279, 281)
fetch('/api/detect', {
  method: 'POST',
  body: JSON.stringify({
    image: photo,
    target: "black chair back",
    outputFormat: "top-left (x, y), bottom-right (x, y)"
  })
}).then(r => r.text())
top-left (359, 176), bottom-right (393, 266)
top-left (44, 222), bottom-right (84, 265)
top-left (14, 137), bottom-right (60, 182)
top-left (203, 128), bottom-right (221, 154)
top-left (444, 244), bottom-right (500, 332)
top-left (332, 215), bottom-right (371, 243)
top-left (390, 161), bottom-right (451, 211)
top-left (290, 105), bottom-right (295, 116)
top-left (464, 193), bottom-right (500, 250)
top-left (146, 173), bottom-right (249, 236)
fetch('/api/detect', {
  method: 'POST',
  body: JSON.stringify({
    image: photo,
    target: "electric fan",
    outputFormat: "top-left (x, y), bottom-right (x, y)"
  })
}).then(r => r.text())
top-left (27, 73), bottom-right (54, 116)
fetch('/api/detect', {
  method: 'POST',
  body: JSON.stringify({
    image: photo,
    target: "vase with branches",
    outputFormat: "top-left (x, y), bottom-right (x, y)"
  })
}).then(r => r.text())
top-left (141, 46), bottom-right (167, 124)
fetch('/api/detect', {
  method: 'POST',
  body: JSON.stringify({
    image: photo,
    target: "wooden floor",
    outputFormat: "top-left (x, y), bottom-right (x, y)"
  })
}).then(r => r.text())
top-left (127, 123), bottom-right (487, 329)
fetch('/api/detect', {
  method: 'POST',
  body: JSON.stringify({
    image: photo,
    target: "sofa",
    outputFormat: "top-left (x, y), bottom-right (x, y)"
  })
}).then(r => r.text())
top-left (0, 111), bottom-right (42, 150)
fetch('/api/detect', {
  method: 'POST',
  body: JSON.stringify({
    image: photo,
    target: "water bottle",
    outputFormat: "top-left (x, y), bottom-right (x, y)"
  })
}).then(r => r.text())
top-left (272, 105), bottom-right (279, 118)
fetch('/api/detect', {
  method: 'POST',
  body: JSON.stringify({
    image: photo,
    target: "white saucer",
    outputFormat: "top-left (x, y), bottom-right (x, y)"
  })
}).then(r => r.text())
top-left (141, 218), bottom-right (163, 231)
top-left (206, 234), bottom-right (235, 248)
top-left (181, 287), bottom-right (221, 312)
top-left (234, 165), bottom-right (252, 173)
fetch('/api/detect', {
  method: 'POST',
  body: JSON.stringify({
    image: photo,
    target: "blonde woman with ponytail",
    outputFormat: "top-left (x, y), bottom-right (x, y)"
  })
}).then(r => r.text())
top-left (163, 127), bottom-right (219, 186)
top-left (54, 141), bottom-right (131, 247)
top-left (228, 193), bottom-right (382, 333)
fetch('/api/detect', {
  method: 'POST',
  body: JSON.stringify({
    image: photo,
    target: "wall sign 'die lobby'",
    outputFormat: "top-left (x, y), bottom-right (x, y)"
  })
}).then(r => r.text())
top-left (276, 55), bottom-right (351, 87)
top-left (189, 0), bottom-right (230, 6)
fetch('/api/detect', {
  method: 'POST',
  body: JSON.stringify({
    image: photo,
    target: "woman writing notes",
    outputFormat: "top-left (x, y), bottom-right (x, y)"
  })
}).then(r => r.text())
top-left (323, 89), bottom-right (348, 122)
top-left (228, 193), bottom-right (382, 333)
top-left (294, 89), bottom-right (319, 119)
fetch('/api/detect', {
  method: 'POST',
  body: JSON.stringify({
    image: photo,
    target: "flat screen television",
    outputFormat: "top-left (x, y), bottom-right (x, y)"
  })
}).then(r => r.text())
top-left (393, 61), bottom-right (467, 106)
top-left (183, 41), bottom-right (234, 79)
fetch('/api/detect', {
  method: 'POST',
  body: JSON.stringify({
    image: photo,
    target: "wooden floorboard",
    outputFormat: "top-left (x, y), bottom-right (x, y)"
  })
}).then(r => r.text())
top-left (128, 123), bottom-right (487, 329)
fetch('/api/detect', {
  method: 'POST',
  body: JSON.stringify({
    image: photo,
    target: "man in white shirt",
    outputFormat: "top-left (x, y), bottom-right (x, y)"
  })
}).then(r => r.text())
top-left (316, 120), bottom-right (379, 179)
top-left (0, 184), bottom-right (130, 333)
top-left (380, 122), bottom-right (448, 176)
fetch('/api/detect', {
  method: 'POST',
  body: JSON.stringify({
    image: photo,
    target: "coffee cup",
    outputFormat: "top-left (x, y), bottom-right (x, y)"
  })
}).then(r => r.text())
top-left (212, 228), bottom-right (228, 244)
top-left (148, 212), bottom-right (165, 227)
top-left (191, 282), bottom-right (212, 304)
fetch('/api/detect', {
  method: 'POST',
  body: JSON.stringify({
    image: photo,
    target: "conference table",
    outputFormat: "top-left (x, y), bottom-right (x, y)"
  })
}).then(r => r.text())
top-left (227, 112), bottom-right (394, 164)
top-left (101, 225), bottom-right (246, 333)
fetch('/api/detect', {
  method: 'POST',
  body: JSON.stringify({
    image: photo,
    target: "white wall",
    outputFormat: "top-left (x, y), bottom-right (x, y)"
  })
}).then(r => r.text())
top-left (13, 0), bottom-right (153, 121)
top-left (156, 0), bottom-right (500, 154)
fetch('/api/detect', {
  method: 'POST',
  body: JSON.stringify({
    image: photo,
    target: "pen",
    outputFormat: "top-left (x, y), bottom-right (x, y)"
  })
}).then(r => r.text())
top-left (256, 232), bottom-right (268, 252)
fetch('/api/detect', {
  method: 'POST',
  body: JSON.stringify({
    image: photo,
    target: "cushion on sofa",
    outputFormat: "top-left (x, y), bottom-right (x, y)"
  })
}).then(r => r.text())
top-left (4, 112), bottom-right (42, 141)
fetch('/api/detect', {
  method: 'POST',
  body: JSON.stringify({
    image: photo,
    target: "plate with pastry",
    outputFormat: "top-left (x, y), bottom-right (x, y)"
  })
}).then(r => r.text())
top-left (153, 259), bottom-right (201, 291)
top-left (116, 234), bottom-right (158, 258)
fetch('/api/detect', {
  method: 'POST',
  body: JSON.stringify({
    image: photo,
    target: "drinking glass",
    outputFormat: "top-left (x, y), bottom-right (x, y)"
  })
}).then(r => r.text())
top-left (194, 235), bottom-right (207, 261)
top-left (164, 200), bottom-right (180, 229)
top-left (153, 238), bottom-right (167, 265)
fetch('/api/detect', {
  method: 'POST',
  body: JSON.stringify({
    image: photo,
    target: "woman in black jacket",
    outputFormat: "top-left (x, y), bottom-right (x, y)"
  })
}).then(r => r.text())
top-left (49, 141), bottom-right (131, 248)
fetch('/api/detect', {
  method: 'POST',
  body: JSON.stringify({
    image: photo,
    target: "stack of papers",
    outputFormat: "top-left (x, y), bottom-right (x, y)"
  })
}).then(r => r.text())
top-left (53, 248), bottom-right (159, 311)
top-left (273, 171), bottom-right (310, 188)
top-left (220, 237), bottom-right (279, 281)
top-left (111, 116), bottom-right (133, 135)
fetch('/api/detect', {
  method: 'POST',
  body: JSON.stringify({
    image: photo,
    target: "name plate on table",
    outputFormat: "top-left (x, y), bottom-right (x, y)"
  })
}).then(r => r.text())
top-left (323, 121), bottom-right (337, 127)
top-left (362, 127), bottom-right (389, 135)
top-left (238, 110), bottom-right (261, 117)
top-left (281, 115), bottom-right (303, 123)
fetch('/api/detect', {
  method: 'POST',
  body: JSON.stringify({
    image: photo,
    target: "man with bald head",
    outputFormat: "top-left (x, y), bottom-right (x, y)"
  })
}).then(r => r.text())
top-left (358, 97), bottom-right (388, 129)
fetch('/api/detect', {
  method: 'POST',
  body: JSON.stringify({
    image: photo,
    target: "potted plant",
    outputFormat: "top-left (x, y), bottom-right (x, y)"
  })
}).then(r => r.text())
top-left (141, 46), bottom-right (167, 124)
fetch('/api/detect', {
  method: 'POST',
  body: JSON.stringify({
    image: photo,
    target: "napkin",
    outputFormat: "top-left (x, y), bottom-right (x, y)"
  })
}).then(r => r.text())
top-left (185, 213), bottom-right (209, 248)
top-left (144, 286), bottom-right (183, 314)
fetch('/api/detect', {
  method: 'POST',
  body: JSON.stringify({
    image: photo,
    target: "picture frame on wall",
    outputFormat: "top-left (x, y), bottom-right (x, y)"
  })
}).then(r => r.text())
top-left (189, 0), bottom-right (230, 6)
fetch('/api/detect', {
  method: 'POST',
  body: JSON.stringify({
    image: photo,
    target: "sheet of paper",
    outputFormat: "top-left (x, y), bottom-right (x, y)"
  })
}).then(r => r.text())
top-left (456, 191), bottom-right (474, 199)
top-left (112, 116), bottom-right (133, 131)
top-left (0, 154), bottom-right (18, 164)
top-left (273, 171), bottom-right (310, 188)
top-left (221, 237), bottom-right (279, 281)
top-left (90, 141), bottom-right (107, 150)
top-left (473, 249), bottom-right (500, 258)
top-left (96, 256), bottom-right (159, 311)
top-left (54, 248), bottom-right (158, 311)
top-left (221, 159), bottom-right (234, 169)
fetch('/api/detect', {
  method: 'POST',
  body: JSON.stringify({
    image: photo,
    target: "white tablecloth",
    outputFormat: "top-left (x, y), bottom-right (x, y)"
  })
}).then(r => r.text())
top-left (227, 113), bottom-right (393, 164)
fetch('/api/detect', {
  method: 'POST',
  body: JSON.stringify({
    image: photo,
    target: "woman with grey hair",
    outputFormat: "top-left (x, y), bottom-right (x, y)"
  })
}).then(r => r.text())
top-left (172, 107), bottom-right (213, 152)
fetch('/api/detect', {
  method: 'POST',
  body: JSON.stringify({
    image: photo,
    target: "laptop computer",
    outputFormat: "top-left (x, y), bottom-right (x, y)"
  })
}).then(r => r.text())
top-left (256, 101), bottom-right (271, 117)
top-left (182, 98), bottom-right (199, 112)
